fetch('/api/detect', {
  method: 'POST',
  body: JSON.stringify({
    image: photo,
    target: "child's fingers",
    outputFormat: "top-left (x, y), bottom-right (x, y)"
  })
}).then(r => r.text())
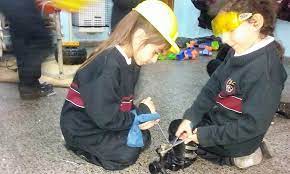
top-left (180, 132), bottom-right (188, 140)
top-left (184, 138), bottom-right (192, 144)
top-left (183, 134), bottom-right (192, 144)
top-left (139, 123), bottom-right (149, 130)
top-left (175, 126), bottom-right (185, 138)
top-left (139, 120), bottom-right (158, 130)
top-left (141, 97), bottom-right (150, 103)
top-left (176, 119), bottom-right (193, 138)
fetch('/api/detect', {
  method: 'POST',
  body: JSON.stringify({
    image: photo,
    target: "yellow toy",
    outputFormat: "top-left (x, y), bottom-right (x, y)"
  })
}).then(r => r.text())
top-left (51, 0), bottom-right (90, 12)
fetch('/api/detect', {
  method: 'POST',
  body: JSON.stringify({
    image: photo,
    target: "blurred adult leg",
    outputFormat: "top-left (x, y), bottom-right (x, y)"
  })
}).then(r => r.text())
top-left (0, 0), bottom-right (54, 99)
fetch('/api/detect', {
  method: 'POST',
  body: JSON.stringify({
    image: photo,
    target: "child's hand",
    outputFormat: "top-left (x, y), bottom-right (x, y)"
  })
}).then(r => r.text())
top-left (139, 119), bottom-right (160, 130)
top-left (184, 128), bottom-right (199, 144)
top-left (176, 119), bottom-right (195, 144)
top-left (141, 97), bottom-right (156, 113)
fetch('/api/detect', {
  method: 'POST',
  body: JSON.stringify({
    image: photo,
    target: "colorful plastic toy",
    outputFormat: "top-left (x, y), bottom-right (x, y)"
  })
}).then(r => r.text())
top-left (176, 50), bottom-right (185, 60)
top-left (157, 52), bottom-right (177, 60)
top-left (211, 41), bottom-right (220, 51)
top-left (184, 48), bottom-right (192, 59)
top-left (167, 53), bottom-right (176, 60)
top-left (200, 49), bottom-right (213, 56)
top-left (158, 54), bottom-right (166, 60)
top-left (198, 44), bottom-right (207, 49)
top-left (204, 45), bottom-right (213, 51)
top-left (183, 48), bottom-right (199, 60)
top-left (191, 49), bottom-right (199, 58)
top-left (186, 40), bottom-right (197, 48)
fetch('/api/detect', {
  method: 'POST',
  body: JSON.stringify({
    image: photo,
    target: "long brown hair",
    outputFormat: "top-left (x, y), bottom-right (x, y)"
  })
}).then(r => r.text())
top-left (80, 10), bottom-right (171, 68)
top-left (222, 0), bottom-right (285, 60)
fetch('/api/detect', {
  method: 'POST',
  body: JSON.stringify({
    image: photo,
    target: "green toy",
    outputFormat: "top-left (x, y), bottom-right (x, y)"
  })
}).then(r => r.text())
top-left (158, 53), bottom-right (176, 60)
top-left (158, 54), bottom-right (167, 60)
top-left (167, 53), bottom-right (176, 60)
top-left (211, 41), bottom-right (220, 51)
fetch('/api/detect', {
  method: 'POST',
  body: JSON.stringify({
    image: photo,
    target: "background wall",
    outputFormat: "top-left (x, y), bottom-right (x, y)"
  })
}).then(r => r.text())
top-left (174, 0), bottom-right (290, 57)
top-left (60, 0), bottom-right (290, 57)
top-left (60, 0), bottom-right (113, 43)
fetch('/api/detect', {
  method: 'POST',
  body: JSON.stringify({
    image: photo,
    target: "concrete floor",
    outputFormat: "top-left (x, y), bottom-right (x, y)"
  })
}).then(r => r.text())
top-left (0, 60), bottom-right (290, 174)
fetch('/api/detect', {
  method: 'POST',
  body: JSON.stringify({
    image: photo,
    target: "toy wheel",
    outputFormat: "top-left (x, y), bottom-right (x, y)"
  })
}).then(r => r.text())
top-left (55, 47), bottom-right (87, 65)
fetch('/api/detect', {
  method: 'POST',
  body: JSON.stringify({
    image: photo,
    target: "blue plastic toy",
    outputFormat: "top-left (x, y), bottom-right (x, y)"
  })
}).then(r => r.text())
top-left (176, 50), bottom-right (185, 60)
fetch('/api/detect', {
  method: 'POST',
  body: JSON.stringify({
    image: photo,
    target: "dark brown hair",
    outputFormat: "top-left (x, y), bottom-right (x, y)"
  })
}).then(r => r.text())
top-left (222, 0), bottom-right (284, 59)
top-left (80, 11), bottom-right (171, 68)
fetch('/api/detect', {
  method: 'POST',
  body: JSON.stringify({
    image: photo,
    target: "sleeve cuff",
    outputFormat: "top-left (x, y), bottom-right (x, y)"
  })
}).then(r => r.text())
top-left (196, 126), bottom-right (213, 147)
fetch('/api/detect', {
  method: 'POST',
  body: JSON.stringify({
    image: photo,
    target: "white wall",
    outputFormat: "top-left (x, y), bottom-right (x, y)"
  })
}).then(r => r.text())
top-left (174, 0), bottom-right (212, 38)
top-left (275, 19), bottom-right (290, 57)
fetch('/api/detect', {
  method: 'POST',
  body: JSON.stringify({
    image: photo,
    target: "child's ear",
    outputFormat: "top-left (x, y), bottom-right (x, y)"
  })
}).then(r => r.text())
top-left (249, 13), bottom-right (264, 31)
top-left (133, 28), bottom-right (147, 40)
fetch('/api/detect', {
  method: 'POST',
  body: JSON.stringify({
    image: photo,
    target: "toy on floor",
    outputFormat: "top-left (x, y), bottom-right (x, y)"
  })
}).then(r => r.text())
top-left (200, 48), bottom-right (213, 56)
top-left (176, 49), bottom-right (198, 61)
top-left (175, 35), bottom-right (221, 61)
top-left (158, 53), bottom-right (177, 60)
top-left (211, 41), bottom-right (220, 51)
top-left (158, 36), bottom-right (221, 61)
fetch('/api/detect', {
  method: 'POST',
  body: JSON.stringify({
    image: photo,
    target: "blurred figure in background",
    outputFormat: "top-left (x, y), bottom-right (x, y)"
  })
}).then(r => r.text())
top-left (0, 0), bottom-right (55, 100)
top-left (111, 0), bottom-right (143, 31)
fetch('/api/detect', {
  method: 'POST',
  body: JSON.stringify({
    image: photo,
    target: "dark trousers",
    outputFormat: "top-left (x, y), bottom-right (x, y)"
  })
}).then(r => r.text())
top-left (0, 0), bottom-right (52, 86)
top-left (63, 128), bottom-right (151, 170)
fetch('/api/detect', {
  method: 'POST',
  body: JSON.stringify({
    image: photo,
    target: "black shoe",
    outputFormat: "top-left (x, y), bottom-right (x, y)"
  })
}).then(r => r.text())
top-left (149, 150), bottom-right (196, 174)
top-left (38, 82), bottom-right (56, 97)
top-left (276, 102), bottom-right (290, 119)
top-left (164, 143), bottom-right (197, 171)
top-left (164, 150), bottom-right (196, 171)
top-left (19, 82), bottom-right (56, 100)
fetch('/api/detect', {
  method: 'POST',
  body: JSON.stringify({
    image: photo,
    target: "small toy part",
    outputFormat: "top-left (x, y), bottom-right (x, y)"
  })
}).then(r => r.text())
top-left (184, 48), bottom-right (199, 60)
top-left (176, 50), bottom-right (185, 60)
top-left (158, 53), bottom-right (176, 60)
top-left (63, 41), bottom-right (80, 47)
top-left (191, 49), bottom-right (199, 58)
top-left (158, 54), bottom-right (167, 60)
top-left (204, 45), bottom-right (213, 51)
top-left (167, 53), bottom-right (176, 60)
top-left (187, 40), bottom-right (197, 48)
top-left (211, 41), bottom-right (220, 51)
top-left (184, 48), bottom-right (192, 59)
top-left (198, 44), bottom-right (207, 49)
top-left (199, 49), bottom-right (213, 56)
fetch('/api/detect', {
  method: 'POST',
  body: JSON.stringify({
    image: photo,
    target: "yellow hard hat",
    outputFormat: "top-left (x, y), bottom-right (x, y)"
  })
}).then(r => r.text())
top-left (133, 0), bottom-right (180, 54)
top-left (51, 0), bottom-right (90, 12)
